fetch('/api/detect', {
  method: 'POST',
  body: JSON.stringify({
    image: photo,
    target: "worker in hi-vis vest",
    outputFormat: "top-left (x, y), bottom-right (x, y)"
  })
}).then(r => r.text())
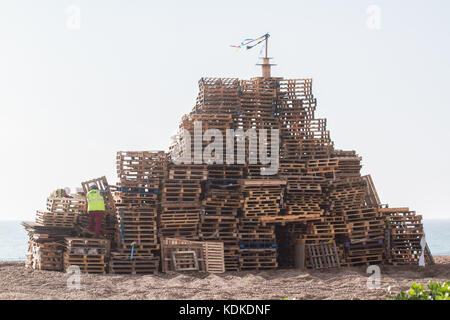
top-left (49, 188), bottom-right (72, 199)
top-left (86, 184), bottom-right (105, 238)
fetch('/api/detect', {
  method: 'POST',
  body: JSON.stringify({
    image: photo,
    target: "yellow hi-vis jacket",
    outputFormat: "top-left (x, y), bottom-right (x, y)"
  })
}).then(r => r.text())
top-left (87, 189), bottom-right (105, 212)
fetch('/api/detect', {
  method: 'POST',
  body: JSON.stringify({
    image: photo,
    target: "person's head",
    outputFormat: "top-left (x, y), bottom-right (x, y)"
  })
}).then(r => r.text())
top-left (90, 184), bottom-right (98, 190)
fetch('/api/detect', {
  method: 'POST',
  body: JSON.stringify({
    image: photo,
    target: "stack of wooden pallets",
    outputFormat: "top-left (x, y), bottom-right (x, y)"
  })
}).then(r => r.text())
top-left (159, 164), bottom-right (205, 240)
top-left (39, 195), bottom-right (87, 228)
top-left (238, 78), bottom-right (279, 131)
top-left (380, 208), bottom-right (424, 265)
top-left (109, 251), bottom-right (160, 275)
top-left (110, 151), bottom-right (166, 274)
top-left (24, 74), bottom-right (429, 273)
top-left (333, 150), bottom-right (363, 179)
top-left (200, 214), bottom-right (239, 270)
top-left (203, 165), bottom-right (244, 267)
top-left (241, 179), bottom-right (284, 218)
top-left (278, 79), bottom-right (333, 162)
top-left (201, 173), bottom-right (243, 271)
top-left (195, 77), bottom-right (241, 114)
top-left (36, 210), bottom-right (78, 228)
top-left (237, 179), bottom-right (285, 270)
top-left (171, 78), bottom-right (240, 163)
top-left (64, 237), bottom-right (109, 274)
top-left (27, 241), bottom-right (64, 271)
top-left (24, 194), bottom-right (77, 271)
top-left (342, 208), bottom-right (385, 266)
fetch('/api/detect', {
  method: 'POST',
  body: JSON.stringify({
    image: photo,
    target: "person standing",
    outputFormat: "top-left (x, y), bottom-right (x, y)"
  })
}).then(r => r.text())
top-left (86, 184), bottom-right (105, 238)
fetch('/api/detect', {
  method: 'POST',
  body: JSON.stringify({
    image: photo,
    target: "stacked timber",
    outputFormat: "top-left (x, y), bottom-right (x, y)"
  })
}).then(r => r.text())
top-left (23, 221), bottom-right (71, 271)
top-left (201, 165), bottom-right (244, 271)
top-left (109, 251), bottom-right (160, 275)
top-left (380, 208), bottom-right (424, 265)
top-left (342, 208), bottom-right (384, 266)
top-left (39, 196), bottom-right (86, 228)
top-left (24, 74), bottom-right (429, 273)
top-left (238, 179), bottom-right (285, 270)
top-left (24, 194), bottom-right (79, 271)
top-left (159, 164), bottom-right (205, 240)
top-left (280, 165), bottom-right (324, 220)
top-left (278, 79), bottom-right (333, 162)
top-left (64, 237), bottom-right (108, 274)
top-left (171, 78), bottom-right (239, 163)
top-left (195, 77), bottom-right (241, 113)
top-left (27, 241), bottom-right (64, 271)
top-left (110, 151), bottom-right (166, 274)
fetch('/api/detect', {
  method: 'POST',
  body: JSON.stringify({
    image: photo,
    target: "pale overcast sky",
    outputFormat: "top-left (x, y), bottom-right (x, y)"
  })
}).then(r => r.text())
top-left (0, 0), bottom-right (449, 220)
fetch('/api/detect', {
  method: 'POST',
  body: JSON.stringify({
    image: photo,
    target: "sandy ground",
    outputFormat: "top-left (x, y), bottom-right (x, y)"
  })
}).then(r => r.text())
top-left (0, 256), bottom-right (449, 300)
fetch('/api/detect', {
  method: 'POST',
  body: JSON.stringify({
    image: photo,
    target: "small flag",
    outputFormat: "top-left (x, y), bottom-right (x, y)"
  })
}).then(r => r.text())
top-left (231, 33), bottom-right (269, 51)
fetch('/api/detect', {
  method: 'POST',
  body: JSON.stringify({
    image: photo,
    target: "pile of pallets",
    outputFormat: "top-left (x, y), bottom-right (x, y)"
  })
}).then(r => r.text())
top-left (237, 180), bottom-right (285, 270)
top-left (38, 196), bottom-right (87, 228)
top-left (200, 214), bottom-right (239, 271)
top-left (201, 176), bottom-right (243, 271)
top-left (195, 77), bottom-right (241, 113)
top-left (24, 202), bottom-right (76, 271)
top-left (109, 251), bottom-right (160, 275)
top-left (64, 237), bottom-right (109, 274)
top-left (380, 208), bottom-right (424, 265)
top-left (341, 208), bottom-right (384, 266)
top-left (24, 74), bottom-right (429, 273)
top-left (238, 78), bottom-right (279, 131)
top-left (169, 76), bottom-right (427, 269)
top-left (333, 150), bottom-right (363, 179)
top-left (159, 164), bottom-right (205, 240)
top-left (111, 151), bottom-right (166, 274)
top-left (26, 241), bottom-right (64, 271)
top-left (36, 210), bottom-right (78, 228)
top-left (278, 79), bottom-right (333, 162)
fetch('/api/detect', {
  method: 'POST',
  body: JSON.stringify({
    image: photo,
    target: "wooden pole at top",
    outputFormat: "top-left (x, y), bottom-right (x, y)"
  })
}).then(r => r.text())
top-left (261, 34), bottom-right (271, 78)
top-left (265, 35), bottom-right (268, 59)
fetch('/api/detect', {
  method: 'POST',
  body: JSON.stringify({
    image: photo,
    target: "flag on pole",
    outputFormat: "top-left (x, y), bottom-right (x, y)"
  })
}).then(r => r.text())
top-left (231, 33), bottom-right (269, 51)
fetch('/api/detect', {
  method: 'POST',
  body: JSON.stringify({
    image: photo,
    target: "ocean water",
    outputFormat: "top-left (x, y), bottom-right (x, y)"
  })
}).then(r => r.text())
top-left (0, 221), bottom-right (28, 260)
top-left (0, 219), bottom-right (449, 260)
top-left (423, 219), bottom-right (450, 255)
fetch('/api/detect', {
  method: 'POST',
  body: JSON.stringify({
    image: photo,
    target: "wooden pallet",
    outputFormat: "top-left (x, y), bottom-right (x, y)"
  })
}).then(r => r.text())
top-left (27, 241), bottom-right (64, 271)
top-left (109, 254), bottom-right (160, 275)
top-left (47, 196), bottom-right (86, 214)
top-left (161, 238), bottom-right (225, 273)
top-left (36, 211), bottom-right (78, 228)
top-left (306, 241), bottom-right (340, 269)
top-left (64, 237), bottom-right (109, 274)
top-left (168, 164), bottom-right (208, 180)
top-left (239, 248), bottom-right (278, 270)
